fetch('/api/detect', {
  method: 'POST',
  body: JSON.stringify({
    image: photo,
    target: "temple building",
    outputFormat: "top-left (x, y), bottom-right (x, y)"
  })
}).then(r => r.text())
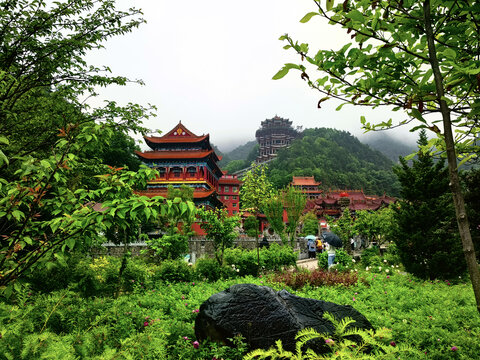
top-left (218, 172), bottom-right (242, 216)
top-left (290, 176), bottom-right (323, 200)
top-left (255, 116), bottom-right (300, 163)
top-left (305, 189), bottom-right (396, 219)
top-left (135, 121), bottom-right (223, 209)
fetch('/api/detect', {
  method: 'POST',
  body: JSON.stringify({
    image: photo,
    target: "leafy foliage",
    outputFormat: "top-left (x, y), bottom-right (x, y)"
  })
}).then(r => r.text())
top-left (284, 186), bottom-right (307, 245)
top-left (2, 255), bottom-right (480, 359)
top-left (243, 215), bottom-right (259, 237)
top-left (244, 313), bottom-right (421, 359)
top-left (300, 211), bottom-right (319, 237)
top-left (351, 206), bottom-right (396, 247)
top-left (197, 208), bottom-right (241, 264)
top-left (392, 131), bottom-right (464, 279)
top-left (224, 244), bottom-right (297, 276)
top-left (276, 0), bottom-right (480, 310)
top-left (261, 190), bottom-right (287, 243)
top-left (317, 249), bottom-right (355, 272)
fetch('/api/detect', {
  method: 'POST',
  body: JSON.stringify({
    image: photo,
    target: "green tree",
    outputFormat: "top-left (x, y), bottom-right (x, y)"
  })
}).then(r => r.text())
top-left (243, 215), bottom-right (259, 238)
top-left (352, 206), bottom-right (395, 248)
top-left (145, 185), bottom-right (196, 261)
top-left (300, 211), bottom-right (319, 236)
top-left (0, 0), bottom-right (154, 162)
top-left (239, 163), bottom-right (276, 269)
top-left (334, 208), bottom-right (354, 254)
top-left (0, 0), bottom-right (160, 293)
top-left (391, 131), bottom-right (463, 279)
top-left (0, 124), bottom-right (170, 293)
top-left (261, 190), bottom-right (287, 244)
top-left (198, 208), bottom-right (241, 265)
top-left (283, 186), bottom-right (307, 246)
top-left (275, 0), bottom-right (480, 311)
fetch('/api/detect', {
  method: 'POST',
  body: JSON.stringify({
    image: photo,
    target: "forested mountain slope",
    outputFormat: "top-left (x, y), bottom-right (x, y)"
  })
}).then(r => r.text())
top-left (266, 128), bottom-right (401, 196)
top-left (219, 141), bottom-right (258, 173)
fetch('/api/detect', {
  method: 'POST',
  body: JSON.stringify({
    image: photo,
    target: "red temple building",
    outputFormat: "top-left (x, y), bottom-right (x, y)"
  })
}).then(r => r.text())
top-left (305, 189), bottom-right (396, 219)
top-left (217, 172), bottom-right (242, 216)
top-left (135, 121), bottom-right (223, 209)
top-left (290, 176), bottom-right (323, 200)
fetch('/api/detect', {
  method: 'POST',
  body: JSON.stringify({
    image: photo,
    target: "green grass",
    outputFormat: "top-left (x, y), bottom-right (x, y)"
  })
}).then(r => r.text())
top-left (1, 264), bottom-right (479, 359)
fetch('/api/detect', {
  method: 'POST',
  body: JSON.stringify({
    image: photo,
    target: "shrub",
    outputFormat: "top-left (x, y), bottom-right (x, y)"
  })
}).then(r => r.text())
top-left (271, 269), bottom-right (358, 290)
top-left (318, 249), bottom-right (353, 271)
top-left (224, 247), bottom-right (259, 276)
top-left (157, 259), bottom-right (193, 283)
top-left (224, 245), bottom-right (298, 276)
top-left (146, 233), bottom-right (190, 261)
top-left (360, 247), bottom-right (381, 267)
top-left (194, 258), bottom-right (236, 282)
top-left (261, 243), bottom-right (297, 271)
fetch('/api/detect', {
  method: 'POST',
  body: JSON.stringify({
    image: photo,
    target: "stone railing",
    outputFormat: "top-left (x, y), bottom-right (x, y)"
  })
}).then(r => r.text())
top-left (98, 236), bottom-right (310, 262)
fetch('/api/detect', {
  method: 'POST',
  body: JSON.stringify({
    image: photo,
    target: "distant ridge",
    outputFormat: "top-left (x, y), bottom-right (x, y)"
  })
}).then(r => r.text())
top-left (218, 128), bottom-right (402, 196)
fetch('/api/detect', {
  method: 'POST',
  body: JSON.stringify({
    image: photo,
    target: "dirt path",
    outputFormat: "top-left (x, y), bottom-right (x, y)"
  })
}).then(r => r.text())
top-left (296, 258), bottom-right (318, 271)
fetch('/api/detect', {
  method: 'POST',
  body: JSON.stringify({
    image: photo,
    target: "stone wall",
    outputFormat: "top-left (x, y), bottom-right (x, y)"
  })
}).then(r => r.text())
top-left (98, 236), bottom-right (310, 263)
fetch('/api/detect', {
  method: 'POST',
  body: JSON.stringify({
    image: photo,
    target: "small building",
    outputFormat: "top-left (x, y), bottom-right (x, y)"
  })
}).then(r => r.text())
top-left (290, 176), bottom-right (323, 200)
top-left (255, 115), bottom-right (300, 163)
top-left (218, 172), bottom-right (242, 216)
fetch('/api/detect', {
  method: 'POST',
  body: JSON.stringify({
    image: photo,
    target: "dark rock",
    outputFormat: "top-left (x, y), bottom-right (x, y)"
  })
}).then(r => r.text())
top-left (194, 283), bottom-right (373, 352)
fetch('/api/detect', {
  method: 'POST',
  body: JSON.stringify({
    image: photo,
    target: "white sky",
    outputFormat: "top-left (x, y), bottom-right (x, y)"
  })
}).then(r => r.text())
top-left (88, 0), bottom-right (417, 152)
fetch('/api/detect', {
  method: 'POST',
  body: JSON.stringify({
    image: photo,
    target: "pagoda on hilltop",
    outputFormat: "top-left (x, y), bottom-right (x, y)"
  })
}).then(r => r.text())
top-left (135, 121), bottom-right (223, 209)
top-left (255, 115), bottom-right (300, 163)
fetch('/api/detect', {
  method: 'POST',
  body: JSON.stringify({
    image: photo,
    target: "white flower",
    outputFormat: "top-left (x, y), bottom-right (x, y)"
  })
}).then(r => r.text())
top-left (386, 269), bottom-right (390, 273)
top-left (352, 259), bottom-right (356, 263)
top-left (378, 266), bottom-right (382, 271)
top-left (383, 259), bottom-right (387, 263)
top-left (366, 266), bottom-right (369, 271)
top-left (391, 265), bottom-right (394, 268)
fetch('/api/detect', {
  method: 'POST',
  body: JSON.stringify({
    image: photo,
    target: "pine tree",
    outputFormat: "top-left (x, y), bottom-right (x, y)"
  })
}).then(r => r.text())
top-left (392, 131), bottom-right (464, 279)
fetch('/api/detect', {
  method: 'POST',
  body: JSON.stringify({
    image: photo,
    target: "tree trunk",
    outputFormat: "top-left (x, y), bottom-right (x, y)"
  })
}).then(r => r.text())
top-left (424, 0), bottom-right (480, 313)
top-left (255, 216), bottom-right (260, 273)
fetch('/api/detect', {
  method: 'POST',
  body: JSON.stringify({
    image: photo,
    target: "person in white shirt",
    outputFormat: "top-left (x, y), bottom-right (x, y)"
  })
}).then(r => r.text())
top-left (325, 240), bottom-right (336, 269)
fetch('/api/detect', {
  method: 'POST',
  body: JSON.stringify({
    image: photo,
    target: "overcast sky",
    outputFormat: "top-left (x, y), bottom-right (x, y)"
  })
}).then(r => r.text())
top-left (88, 0), bottom-right (417, 152)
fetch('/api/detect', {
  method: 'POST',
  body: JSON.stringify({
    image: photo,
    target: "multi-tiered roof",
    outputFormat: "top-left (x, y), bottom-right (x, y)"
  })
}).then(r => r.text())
top-left (135, 121), bottom-right (223, 209)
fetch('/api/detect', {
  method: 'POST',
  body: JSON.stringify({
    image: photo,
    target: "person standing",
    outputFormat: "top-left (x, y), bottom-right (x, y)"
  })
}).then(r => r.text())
top-left (324, 239), bottom-right (336, 269)
top-left (316, 236), bottom-right (323, 253)
top-left (307, 237), bottom-right (317, 259)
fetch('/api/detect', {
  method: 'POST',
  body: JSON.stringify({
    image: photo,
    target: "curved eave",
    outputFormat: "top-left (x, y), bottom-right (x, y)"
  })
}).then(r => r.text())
top-left (135, 149), bottom-right (215, 160)
top-left (144, 134), bottom-right (210, 147)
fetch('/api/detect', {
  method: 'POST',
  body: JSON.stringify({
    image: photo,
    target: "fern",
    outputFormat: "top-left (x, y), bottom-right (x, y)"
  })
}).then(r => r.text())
top-left (243, 312), bottom-right (423, 359)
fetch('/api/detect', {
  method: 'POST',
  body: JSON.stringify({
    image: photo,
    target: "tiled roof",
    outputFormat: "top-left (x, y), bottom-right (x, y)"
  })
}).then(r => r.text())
top-left (135, 149), bottom-right (218, 160)
top-left (144, 134), bottom-right (209, 144)
top-left (291, 176), bottom-right (321, 186)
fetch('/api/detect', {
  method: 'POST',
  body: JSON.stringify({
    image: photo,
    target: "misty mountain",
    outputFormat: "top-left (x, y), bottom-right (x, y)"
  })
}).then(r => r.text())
top-left (266, 128), bottom-right (401, 196)
top-left (360, 132), bottom-right (417, 162)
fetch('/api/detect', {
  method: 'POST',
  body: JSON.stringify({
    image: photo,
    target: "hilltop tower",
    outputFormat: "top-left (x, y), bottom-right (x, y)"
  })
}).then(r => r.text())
top-left (255, 116), bottom-right (300, 163)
